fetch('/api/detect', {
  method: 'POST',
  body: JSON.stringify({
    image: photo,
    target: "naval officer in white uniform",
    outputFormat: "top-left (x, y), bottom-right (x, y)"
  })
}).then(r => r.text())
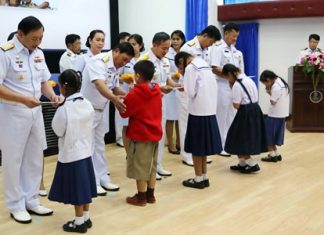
top-left (0, 16), bottom-right (61, 223)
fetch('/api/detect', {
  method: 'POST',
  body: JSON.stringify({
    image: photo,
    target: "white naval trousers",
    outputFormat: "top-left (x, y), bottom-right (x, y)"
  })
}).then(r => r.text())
top-left (0, 103), bottom-right (46, 213)
top-left (157, 96), bottom-right (166, 171)
top-left (175, 91), bottom-right (192, 162)
top-left (216, 79), bottom-right (237, 148)
top-left (92, 103), bottom-right (112, 186)
top-left (114, 110), bottom-right (123, 144)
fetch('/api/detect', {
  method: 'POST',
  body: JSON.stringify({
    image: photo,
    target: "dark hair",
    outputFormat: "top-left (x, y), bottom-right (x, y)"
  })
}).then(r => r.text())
top-left (133, 60), bottom-right (155, 81)
top-left (58, 69), bottom-right (82, 95)
top-left (309, 34), bottom-right (320, 41)
top-left (260, 70), bottom-right (290, 93)
top-left (171, 30), bottom-right (186, 48)
top-left (152, 32), bottom-right (170, 45)
top-left (18, 16), bottom-right (44, 35)
top-left (174, 51), bottom-right (193, 70)
top-left (117, 32), bottom-right (131, 43)
top-left (199, 25), bottom-right (221, 41)
top-left (128, 34), bottom-right (145, 52)
top-left (65, 34), bottom-right (81, 47)
top-left (224, 22), bottom-right (240, 33)
top-left (222, 64), bottom-right (240, 80)
top-left (113, 42), bottom-right (135, 57)
top-left (85, 29), bottom-right (105, 48)
top-left (7, 31), bottom-right (17, 41)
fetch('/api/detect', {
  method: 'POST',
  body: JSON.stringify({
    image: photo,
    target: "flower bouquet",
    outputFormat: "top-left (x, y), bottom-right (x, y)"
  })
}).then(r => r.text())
top-left (301, 52), bottom-right (324, 103)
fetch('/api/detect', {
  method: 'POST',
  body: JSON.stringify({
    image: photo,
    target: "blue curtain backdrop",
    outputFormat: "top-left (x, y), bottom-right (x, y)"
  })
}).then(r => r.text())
top-left (235, 23), bottom-right (259, 85)
top-left (185, 0), bottom-right (208, 40)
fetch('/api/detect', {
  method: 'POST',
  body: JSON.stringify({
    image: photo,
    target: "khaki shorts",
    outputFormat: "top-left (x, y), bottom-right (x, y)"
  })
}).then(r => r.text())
top-left (127, 141), bottom-right (158, 181)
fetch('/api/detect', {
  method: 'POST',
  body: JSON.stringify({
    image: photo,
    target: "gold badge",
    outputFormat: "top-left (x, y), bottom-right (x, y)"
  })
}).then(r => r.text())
top-left (18, 74), bottom-right (24, 80)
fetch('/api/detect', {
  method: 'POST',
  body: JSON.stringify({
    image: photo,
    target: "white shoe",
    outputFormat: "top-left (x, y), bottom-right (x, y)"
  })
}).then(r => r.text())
top-left (157, 168), bottom-right (172, 176)
top-left (219, 150), bottom-right (231, 157)
top-left (101, 182), bottom-right (120, 192)
top-left (156, 173), bottom-right (162, 180)
top-left (27, 205), bottom-right (53, 216)
top-left (39, 189), bottom-right (48, 197)
top-left (182, 159), bottom-right (194, 167)
top-left (10, 210), bottom-right (32, 224)
top-left (97, 185), bottom-right (107, 196)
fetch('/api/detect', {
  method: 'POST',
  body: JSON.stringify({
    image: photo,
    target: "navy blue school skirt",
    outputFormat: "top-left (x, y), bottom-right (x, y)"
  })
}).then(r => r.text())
top-left (265, 116), bottom-right (285, 146)
top-left (225, 103), bottom-right (268, 155)
top-left (48, 157), bottom-right (97, 206)
top-left (184, 114), bottom-right (223, 156)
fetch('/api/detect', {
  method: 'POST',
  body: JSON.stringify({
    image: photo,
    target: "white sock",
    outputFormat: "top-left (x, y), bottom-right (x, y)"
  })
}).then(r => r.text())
top-left (245, 158), bottom-right (257, 166)
top-left (239, 159), bottom-right (247, 166)
top-left (194, 175), bottom-right (203, 182)
top-left (83, 211), bottom-right (90, 221)
top-left (202, 174), bottom-right (208, 180)
top-left (274, 150), bottom-right (279, 156)
top-left (270, 151), bottom-right (276, 157)
top-left (74, 216), bottom-right (84, 225)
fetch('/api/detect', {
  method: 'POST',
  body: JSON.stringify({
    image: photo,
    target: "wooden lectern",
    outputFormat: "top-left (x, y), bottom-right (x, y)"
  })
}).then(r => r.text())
top-left (286, 66), bottom-right (324, 132)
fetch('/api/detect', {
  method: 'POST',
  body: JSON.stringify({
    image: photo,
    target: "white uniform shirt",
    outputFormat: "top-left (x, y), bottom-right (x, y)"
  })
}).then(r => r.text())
top-left (268, 78), bottom-right (289, 118)
top-left (166, 47), bottom-right (178, 73)
top-left (74, 50), bottom-right (94, 72)
top-left (232, 74), bottom-right (258, 105)
top-left (210, 41), bottom-right (244, 80)
top-left (81, 51), bottom-right (119, 110)
top-left (52, 92), bottom-right (94, 163)
top-left (0, 36), bottom-right (51, 100)
top-left (118, 57), bottom-right (136, 92)
top-left (180, 36), bottom-right (210, 64)
top-left (59, 49), bottom-right (79, 73)
top-left (184, 57), bottom-right (217, 116)
top-left (297, 47), bottom-right (322, 64)
top-left (140, 49), bottom-right (171, 86)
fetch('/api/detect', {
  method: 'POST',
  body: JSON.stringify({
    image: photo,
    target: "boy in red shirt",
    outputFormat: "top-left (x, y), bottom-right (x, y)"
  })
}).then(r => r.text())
top-left (120, 60), bottom-right (162, 206)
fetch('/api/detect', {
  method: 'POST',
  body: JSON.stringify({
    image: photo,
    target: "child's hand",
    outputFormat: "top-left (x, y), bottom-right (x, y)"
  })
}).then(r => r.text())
top-left (160, 85), bottom-right (173, 94)
top-left (113, 96), bottom-right (126, 113)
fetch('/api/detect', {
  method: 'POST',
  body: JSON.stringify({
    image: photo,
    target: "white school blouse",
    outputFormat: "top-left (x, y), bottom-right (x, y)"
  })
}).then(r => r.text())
top-left (183, 57), bottom-right (217, 116)
top-left (268, 78), bottom-right (289, 118)
top-left (52, 93), bottom-right (94, 163)
top-left (232, 74), bottom-right (258, 105)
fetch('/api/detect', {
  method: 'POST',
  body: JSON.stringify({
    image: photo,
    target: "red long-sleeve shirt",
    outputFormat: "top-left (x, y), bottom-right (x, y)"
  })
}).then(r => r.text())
top-left (120, 83), bottom-right (162, 142)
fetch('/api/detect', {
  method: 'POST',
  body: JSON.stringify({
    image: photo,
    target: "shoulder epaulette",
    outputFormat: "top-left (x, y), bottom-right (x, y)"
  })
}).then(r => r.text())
top-left (139, 53), bottom-right (149, 61)
top-left (0, 41), bottom-right (15, 51)
top-left (67, 52), bottom-right (72, 57)
top-left (102, 55), bottom-right (110, 63)
top-left (188, 40), bottom-right (196, 47)
top-left (215, 41), bottom-right (223, 46)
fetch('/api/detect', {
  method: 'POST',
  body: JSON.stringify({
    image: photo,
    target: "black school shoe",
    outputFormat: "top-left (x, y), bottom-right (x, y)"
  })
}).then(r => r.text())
top-left (182, 178), bottom-right (205, 189)
top-left (261, 154), bottom-right (282, 162)
top-left (63, 221), bottom-right (87, 233)
top-left (230, 164), bottom-right (246, 171)
top-left (85, 219), bottom-right (92, 228)
top-left (204, 179), bottom-right (210, 188)
top-left (240, 164), bottom-right (260, 174)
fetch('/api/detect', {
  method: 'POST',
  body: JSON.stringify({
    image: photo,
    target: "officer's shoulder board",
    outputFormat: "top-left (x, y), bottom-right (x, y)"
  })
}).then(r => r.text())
top-left (188, 40), bottom-right (196, 47)
top-left (102, 55), bottom-right (110, 63)
top-left (191, 58), bottom-right (210, 71)
top-left (139, 53), bottom-right (149, 61)
top-left (0, 41), bottom-right (15, 52)
top-left (67, 52), bottom-right (72, 57)
top-left (214, 41), bottom-right (223, 47)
